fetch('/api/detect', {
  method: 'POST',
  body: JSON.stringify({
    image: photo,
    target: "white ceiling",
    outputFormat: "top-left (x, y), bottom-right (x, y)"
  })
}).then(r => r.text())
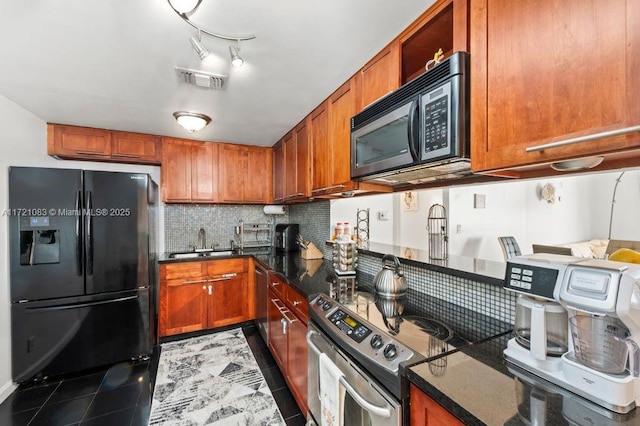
top-left (0, 1), bottom-right (432, 147)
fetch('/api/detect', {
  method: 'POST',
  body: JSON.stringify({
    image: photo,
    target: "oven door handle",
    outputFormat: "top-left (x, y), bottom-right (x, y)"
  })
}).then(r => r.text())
top-left (306, 330), bottom-right (392, 419)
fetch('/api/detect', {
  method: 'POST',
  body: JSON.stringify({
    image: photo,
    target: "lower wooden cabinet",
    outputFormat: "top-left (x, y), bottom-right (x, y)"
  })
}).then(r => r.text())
top-left (159, 259), bottom-right (250, 337)
top-left (267, 278), bottom-right (308, 415)
top-left (410, 383), bottom-right (463, 426)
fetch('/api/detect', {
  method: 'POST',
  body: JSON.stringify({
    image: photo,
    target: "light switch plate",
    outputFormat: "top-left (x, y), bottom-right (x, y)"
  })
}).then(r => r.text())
top-left (474, 194), bottom-right (486, 209)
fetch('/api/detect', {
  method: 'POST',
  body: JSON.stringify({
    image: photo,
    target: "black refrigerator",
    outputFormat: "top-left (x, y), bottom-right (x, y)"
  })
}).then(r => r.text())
top-left (9, 167), bottom-right (158, 383)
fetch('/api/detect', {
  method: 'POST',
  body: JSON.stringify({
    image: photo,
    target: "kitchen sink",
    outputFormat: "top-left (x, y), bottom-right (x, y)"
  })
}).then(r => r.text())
top-left (167, 250), bottom-right (234, 259)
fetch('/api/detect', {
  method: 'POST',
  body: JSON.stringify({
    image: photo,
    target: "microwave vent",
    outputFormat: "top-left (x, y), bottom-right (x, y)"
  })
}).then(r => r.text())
top-left (352, 57), bottom-right (460, 129)
top-left (363, 159), bottom-right (471, 186)
top-left (175, 67), bottom-right (227, 90)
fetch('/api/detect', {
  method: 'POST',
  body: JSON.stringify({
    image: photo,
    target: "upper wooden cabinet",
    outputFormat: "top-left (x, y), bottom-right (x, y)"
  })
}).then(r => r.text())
top-left (355, 0), bottom-right (468, 113)
top-left (111, 131), bottom-right (162, 164)
top-left (310, 78), bottom-right (362, 196)
top-left (219, 143), bottom-right (273, 204)
top-left (272, 140), bottom-right (285, 203)
top-left (357, 43), bottom-right (401, 111)
top-left (161, 138), bottom-right (218, 203)
top-left (470, 0), bottom-right (640, 175)
top-left (399, 0), bottom-right (468, 84)
top-left (48, 124), bottom-right (112, 161)
top-left (47, 124), bottom-right (161, 165)
top-left (273, 118), bottom-right (311, 203)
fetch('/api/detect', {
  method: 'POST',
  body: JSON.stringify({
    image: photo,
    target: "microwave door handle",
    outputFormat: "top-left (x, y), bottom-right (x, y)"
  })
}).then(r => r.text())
top-left (407, 98), bottom-right (420, 161)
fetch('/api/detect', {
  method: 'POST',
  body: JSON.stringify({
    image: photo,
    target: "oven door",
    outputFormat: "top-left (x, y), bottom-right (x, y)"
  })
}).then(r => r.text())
top-left (307, 322), bottom-right (401, 426)
top-left (350, 96), bottom-right (420, 180)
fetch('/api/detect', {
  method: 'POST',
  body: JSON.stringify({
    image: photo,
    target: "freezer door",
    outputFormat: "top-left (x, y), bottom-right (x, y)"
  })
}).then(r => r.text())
top-left (9, 167), bottom-right (85, 301)
top-left (11, 289), bottom-right (151, 383)
top-left (83, 171), bottom-right (150, 294)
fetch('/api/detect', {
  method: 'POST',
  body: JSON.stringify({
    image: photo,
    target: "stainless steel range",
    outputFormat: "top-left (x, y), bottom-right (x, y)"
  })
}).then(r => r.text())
top-left (306, 277), bottom-right (484, 426)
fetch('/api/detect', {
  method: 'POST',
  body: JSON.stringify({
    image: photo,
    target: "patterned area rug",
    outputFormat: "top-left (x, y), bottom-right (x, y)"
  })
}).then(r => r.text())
top-left (149, 329), bottom-right (285, 425)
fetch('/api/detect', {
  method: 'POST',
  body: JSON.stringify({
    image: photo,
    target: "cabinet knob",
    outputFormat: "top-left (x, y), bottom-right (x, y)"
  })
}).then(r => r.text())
top-left (202, 285), bottom-right (206, 290)
top-left (293, 300), bottom-right (302, 306)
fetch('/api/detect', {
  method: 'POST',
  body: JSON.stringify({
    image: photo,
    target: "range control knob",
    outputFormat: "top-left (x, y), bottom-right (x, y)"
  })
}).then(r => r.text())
top-left (383, 344), bottom-right (398, 360)
top-left (322, 301), bottom-right (332, 311)
top-left (370, 334), bottom-right (384, 349)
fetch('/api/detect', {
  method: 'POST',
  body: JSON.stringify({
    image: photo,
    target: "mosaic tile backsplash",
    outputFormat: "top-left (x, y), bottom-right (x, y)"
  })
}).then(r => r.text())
top-left (164, 204), bottom-right (289, 252)
top-left (164, 201), bottom-right (515, 324)
top-left (357, 252), bottom-right (516, 324)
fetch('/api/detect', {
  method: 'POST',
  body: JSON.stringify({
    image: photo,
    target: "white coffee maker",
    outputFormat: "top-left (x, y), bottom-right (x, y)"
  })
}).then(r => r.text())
top-left (503, 253), bottom-right (582, 376)
top-left (558, 259), bottom-right (640, 413)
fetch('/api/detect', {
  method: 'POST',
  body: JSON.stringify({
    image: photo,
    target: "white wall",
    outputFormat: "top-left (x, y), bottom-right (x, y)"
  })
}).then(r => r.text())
top-left (0, 95), bottom-right (161, 400)
top-left (334, 170), bottom-right (640, 262)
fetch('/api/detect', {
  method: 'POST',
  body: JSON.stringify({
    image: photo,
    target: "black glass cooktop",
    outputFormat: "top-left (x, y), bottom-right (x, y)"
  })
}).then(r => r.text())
top-left (324, 275), bottom-right (511, 361)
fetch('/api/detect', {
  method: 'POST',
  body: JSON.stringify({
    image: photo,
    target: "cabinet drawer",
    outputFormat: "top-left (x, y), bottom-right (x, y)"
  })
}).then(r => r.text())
top-left (205, 258), bottom-right (247, 275)
top-left (286, 286), bottom-right (308, 323)
top-left (269, 274), bottom-right (287, 299)
top-left (161, 262), bottom-right (205, 280)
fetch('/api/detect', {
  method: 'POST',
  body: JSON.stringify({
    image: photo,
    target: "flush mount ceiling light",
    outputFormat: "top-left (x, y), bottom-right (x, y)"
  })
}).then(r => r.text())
top-left (173, 111), bottom-right (212, 133)
top-left (229, 42), bottom-right (244, 68)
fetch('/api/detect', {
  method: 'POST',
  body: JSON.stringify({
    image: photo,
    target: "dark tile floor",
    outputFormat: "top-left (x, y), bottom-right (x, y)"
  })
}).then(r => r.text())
top-left (0, 325), bottom-right (305, 426)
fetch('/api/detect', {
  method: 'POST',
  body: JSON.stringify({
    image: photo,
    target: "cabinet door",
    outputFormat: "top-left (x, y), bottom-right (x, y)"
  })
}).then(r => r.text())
top-left (294, 118), bottom-right (311, 199)
top-left (328, 78), bottom-right (357, 186)
top-left (267, 290), bottom-right (287, 370)
top-left (159, 278), bottom-right (207, 337)
top-left (111, 131), bottom-right (161, 164)
top-left (470, 0), bottom-right (640, 173)
top-left (161, 138), bottom-right (193, 202)
top-left (283, 131), bottom-right (296, 198)
top-left (286, 315), bottom-right (308, 414)
top-left (208, 273), bottom-right (248, 328)
top-left (245, 146), bottom-right (273, 203)
top-left (48, 124), bottom-right (112, 160)
top-left (410, 383), bottom-right (463, 426)
top-left (359, 42), bottom-right (400, 111)
top-left (191, 142), bottom-right (218, 202)
top-left (310, 102), bottom-right (331, 193)
top-left (272, 141), bottom-right (285, 202)
top-left (218, 143), bottom-right (246, 203)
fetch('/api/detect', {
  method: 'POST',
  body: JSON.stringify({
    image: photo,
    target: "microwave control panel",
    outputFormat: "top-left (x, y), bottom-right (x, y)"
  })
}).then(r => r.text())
top-left (422, 80), bottom-right (452, 160)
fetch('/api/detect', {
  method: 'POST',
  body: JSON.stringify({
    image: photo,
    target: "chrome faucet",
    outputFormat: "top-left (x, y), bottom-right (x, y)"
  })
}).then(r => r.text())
top-left (197, 227), bottom-right (206, 250)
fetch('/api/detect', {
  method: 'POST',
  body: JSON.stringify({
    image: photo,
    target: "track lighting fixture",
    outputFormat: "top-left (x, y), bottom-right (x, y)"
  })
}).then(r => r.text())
top-left (167, 0), bottom-right (202, 16)
top-left (229, 42), bottom-right (244, 68)
top-left (167, 0), bottom-right (256, 42)
top-left (173, 111), bottom-right (212, 133)
top-left (189, 30), bottom-right (209, 60)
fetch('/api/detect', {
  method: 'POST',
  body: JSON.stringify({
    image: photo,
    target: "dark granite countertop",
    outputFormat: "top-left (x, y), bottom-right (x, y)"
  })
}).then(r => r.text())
top-left (358, 241), bottom-right (506, 286)
top-left (406, 333), bottom-right (640, 425)
top-left (160, 249), bottom-right (640, 424)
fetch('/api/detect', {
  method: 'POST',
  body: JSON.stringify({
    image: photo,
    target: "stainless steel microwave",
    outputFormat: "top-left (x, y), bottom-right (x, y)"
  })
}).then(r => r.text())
top-left (350, 51), bottom-right (470, 185)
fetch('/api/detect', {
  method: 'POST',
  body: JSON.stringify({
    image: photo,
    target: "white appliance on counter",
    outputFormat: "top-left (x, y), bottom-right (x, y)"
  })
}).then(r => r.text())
top-left (504, 254), bottom-right (640, 414)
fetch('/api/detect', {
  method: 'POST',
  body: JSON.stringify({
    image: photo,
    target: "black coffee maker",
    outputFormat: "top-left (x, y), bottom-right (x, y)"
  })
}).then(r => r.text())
top-left (275, 224), bottom-right (300, 252)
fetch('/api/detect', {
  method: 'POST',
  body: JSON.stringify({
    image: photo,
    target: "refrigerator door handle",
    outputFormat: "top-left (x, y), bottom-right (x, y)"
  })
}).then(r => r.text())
top-left (75, 190), bottom-right (83, 276)
top-left (25, 295), bottom-right (138, 312)
top-left (85, 191), bottom-right (93, 276)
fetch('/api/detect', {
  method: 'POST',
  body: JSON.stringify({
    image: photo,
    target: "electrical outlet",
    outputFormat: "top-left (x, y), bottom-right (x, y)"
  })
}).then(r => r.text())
top-left (378, 210), bottom-right (389, 221)
top-left (456, 224), bottom-right (462, 234)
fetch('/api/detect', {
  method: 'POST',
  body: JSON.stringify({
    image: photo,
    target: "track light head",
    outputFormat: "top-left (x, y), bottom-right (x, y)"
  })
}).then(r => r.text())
top-left (189, 33), bottom-right (209, 60)
top-left (229, 44), bottom-right (244, 68)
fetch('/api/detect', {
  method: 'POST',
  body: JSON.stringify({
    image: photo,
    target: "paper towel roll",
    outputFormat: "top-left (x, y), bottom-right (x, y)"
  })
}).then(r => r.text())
top-left (263, 205), bottom-right (286, 215)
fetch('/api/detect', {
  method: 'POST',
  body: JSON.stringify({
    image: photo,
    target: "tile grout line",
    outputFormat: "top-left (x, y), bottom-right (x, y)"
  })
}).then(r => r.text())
top-left (25, 380), bottom-right (63, 426)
